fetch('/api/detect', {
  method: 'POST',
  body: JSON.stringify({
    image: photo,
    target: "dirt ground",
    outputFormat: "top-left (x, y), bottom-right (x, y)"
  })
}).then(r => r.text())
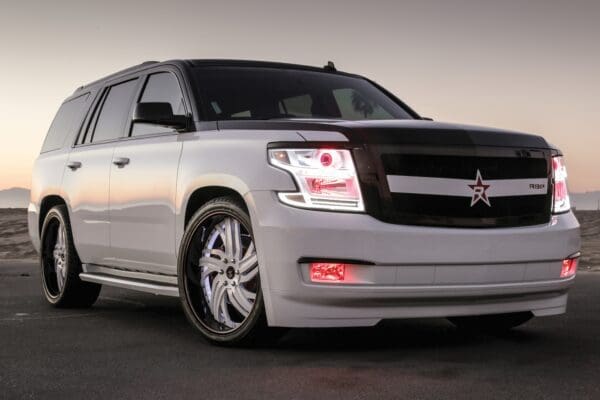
top-left (576, 211), bottom-right (600, 271)
top-left (1, 208), bottom-right (598, 269)
top-left (0, 209), bottom-right (36, 260)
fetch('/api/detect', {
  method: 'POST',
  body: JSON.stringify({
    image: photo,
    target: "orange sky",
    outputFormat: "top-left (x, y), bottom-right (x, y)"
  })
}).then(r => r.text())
top-left (1, 0), bottom-right (598, 192)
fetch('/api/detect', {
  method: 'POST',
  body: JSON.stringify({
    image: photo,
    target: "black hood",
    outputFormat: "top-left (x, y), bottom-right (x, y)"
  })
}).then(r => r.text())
top-left (217, 119), bottom-right (552, 149)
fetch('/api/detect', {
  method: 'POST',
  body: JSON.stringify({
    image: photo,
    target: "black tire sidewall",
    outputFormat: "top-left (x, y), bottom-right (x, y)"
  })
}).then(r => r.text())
top-left (39, 205), bottom-right (100, 308)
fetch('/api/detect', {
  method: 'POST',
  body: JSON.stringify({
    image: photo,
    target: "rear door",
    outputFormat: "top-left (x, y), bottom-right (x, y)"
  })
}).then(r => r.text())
top-left (108, 70), bottom-right (188, 274)
top-left (63, 78), bottom-right (140, 265)
top-left (30, 93), bottom-right (91, 250)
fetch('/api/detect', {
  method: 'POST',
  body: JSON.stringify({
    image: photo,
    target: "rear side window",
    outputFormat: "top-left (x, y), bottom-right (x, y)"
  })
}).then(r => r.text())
top-left (91, 79), bottom-right (138, 143)
top-left (131, 72), bottom-right (186, 137)
top-left (41, 94), bottom-right (90, 152)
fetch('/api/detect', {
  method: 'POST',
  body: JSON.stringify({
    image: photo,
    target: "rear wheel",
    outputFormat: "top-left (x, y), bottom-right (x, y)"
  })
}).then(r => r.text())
top-left (40, 205), bottom-right (101, 307)
top-left (448, 312), bottom-right (534, 332)
top-left (178, 197), bottom-right (281, 346)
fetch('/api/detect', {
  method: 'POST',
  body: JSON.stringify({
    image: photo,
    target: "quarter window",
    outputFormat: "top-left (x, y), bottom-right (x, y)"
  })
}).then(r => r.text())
top-left (131, 72), bottom-right (186, 136)
top-left (41, 94), bottom-right (90, 152)
top-left (91, 79), bottom-right (138, 143)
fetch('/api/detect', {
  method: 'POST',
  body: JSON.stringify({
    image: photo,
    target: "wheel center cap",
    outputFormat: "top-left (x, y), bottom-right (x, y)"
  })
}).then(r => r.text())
top-left (226, 267), bottom-right (236, 279)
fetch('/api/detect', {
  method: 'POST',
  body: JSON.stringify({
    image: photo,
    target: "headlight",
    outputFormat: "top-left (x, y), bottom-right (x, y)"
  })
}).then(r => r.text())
top-left (268, 148), bottom-right (365, 212)
top-left (552, 155), bottom-right (571, 214)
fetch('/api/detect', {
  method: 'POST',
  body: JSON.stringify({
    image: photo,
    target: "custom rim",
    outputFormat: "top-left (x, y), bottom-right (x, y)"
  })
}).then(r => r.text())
top-left (42, 216), bottom-right (67, 297)
top-left (185, 213), bottom-right (259, 333)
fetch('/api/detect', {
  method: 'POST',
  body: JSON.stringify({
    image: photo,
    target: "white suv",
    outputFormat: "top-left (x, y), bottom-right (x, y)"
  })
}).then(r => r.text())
top-left (28, 60), bottom-right (581, 345)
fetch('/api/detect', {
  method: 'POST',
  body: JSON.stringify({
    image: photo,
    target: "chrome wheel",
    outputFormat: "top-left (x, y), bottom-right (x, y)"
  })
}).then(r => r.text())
top-left (53, 223), bottom-right (67, 292)
top-left (41, 214), bottom-right (68, 298)
top-left (180, 198), bottom-right (278, 345)
top-left (197, 216), bottom-right (259, 331)
top-left (40, 205), bottom-right (102, 307)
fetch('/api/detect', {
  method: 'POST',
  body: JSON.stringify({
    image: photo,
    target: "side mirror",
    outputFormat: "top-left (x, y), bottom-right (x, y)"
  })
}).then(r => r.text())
top-left (133, 102), bottom-right (189, 130)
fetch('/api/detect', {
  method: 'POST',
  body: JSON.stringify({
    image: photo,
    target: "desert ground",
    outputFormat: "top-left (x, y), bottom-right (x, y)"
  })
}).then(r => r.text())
top-left (1, 208), bottom-right (598, 269)
top-left (576, 210), bottom-right (600, 270)
top-left (0, 208), bottom-right (36, 260)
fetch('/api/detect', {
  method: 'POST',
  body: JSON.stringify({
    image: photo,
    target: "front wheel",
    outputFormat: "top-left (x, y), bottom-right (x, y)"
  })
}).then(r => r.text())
top-left (178, 197), bottom-right (280, 346)
top-left (448, 312), bottom-right (534, 332)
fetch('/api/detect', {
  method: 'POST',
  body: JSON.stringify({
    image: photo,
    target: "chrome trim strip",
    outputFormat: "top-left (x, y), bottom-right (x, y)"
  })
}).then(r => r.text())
top-left (79, 273), bottom-right (179, 297)
top-left (82, 264), bottom-right (177, 285)
top-left (386, 175), bottom-right (548, 197)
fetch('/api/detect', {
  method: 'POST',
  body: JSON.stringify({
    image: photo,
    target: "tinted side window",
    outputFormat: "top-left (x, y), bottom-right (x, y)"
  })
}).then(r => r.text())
top-left (131, 73), bottom-right (185, 136)
top-left (91, 79), bottom-right (138, 143)
top-left (41, 94), bottom-right (90, 152)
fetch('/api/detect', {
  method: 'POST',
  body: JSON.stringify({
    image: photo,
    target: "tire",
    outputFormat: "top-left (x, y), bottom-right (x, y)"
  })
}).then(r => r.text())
top-left (40, 205), bottom-right (101, 308)
top-left (448, 312), bottom-right (534, 332)
top-left (178, 196), bottom-right (282, 346)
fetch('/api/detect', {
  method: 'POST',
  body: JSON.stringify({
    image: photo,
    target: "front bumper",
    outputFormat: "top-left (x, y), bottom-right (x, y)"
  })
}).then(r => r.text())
top-left (245, 191), bottom-right (581, 328)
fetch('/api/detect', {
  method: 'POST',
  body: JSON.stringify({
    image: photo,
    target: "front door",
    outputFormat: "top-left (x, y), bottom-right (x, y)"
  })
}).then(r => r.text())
top-left (108, 71), bottom-right (188, 274)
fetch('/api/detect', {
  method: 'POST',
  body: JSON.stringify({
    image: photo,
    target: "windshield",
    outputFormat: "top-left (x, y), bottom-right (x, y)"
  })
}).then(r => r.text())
top-left (193, 66), bottom-right (414, 121)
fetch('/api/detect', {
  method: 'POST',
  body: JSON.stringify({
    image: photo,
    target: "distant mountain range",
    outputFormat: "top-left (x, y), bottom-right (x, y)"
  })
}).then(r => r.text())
top-left (0, 188), bottom-right (30, 208)
top-left (571, 191), bottom-right (600, 211)
top-left (1, 187), bottom-right (599, 210)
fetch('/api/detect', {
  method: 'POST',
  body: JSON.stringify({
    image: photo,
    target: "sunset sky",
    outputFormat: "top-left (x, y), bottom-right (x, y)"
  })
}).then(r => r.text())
top-left (0, 0), bottom-right (598, 192)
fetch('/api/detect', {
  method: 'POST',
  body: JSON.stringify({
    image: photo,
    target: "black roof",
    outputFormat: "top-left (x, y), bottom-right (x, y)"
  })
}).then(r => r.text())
top-left (183, 59), bottom-right (340, 73)
top-left (76, 59), bottom-right (352, 93)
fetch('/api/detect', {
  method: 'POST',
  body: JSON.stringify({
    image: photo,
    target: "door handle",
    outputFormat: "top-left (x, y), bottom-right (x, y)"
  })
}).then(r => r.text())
top-left (67, 161), bottom-right (82, 171)
top-left (113, 157), bottom-right (130, 168)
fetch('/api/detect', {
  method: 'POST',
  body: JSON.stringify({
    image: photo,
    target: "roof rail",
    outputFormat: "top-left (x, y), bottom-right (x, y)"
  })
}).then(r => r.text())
top-left (78, 60), bottom-right (160, 90)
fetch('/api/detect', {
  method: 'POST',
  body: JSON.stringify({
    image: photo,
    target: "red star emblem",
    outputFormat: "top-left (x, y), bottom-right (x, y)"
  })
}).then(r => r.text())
top-left (468, 169), bottom-right (491, 207)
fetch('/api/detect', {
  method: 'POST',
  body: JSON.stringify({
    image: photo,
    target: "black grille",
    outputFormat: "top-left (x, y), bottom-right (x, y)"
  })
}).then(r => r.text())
top-left (381, 154), bottom-right (548, 180)
top-left (367, 148), bottom-right (552, 228)
top-left (388, 194), bottom-right (550, 228)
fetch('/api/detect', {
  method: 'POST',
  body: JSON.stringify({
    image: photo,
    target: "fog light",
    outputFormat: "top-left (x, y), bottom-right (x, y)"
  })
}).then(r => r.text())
top-left (310, 262), bottom-right (346, 283)
top-left (560, 257), bottom-right (579, 278)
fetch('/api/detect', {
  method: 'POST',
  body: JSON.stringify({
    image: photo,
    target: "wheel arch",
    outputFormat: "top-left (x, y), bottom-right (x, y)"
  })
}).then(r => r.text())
top-left (183, 185), bottom-right (248, 228)
top-left (176, 182), bottom-right (278, 330)
top-left (38, 195), bottom-right (68, 235)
